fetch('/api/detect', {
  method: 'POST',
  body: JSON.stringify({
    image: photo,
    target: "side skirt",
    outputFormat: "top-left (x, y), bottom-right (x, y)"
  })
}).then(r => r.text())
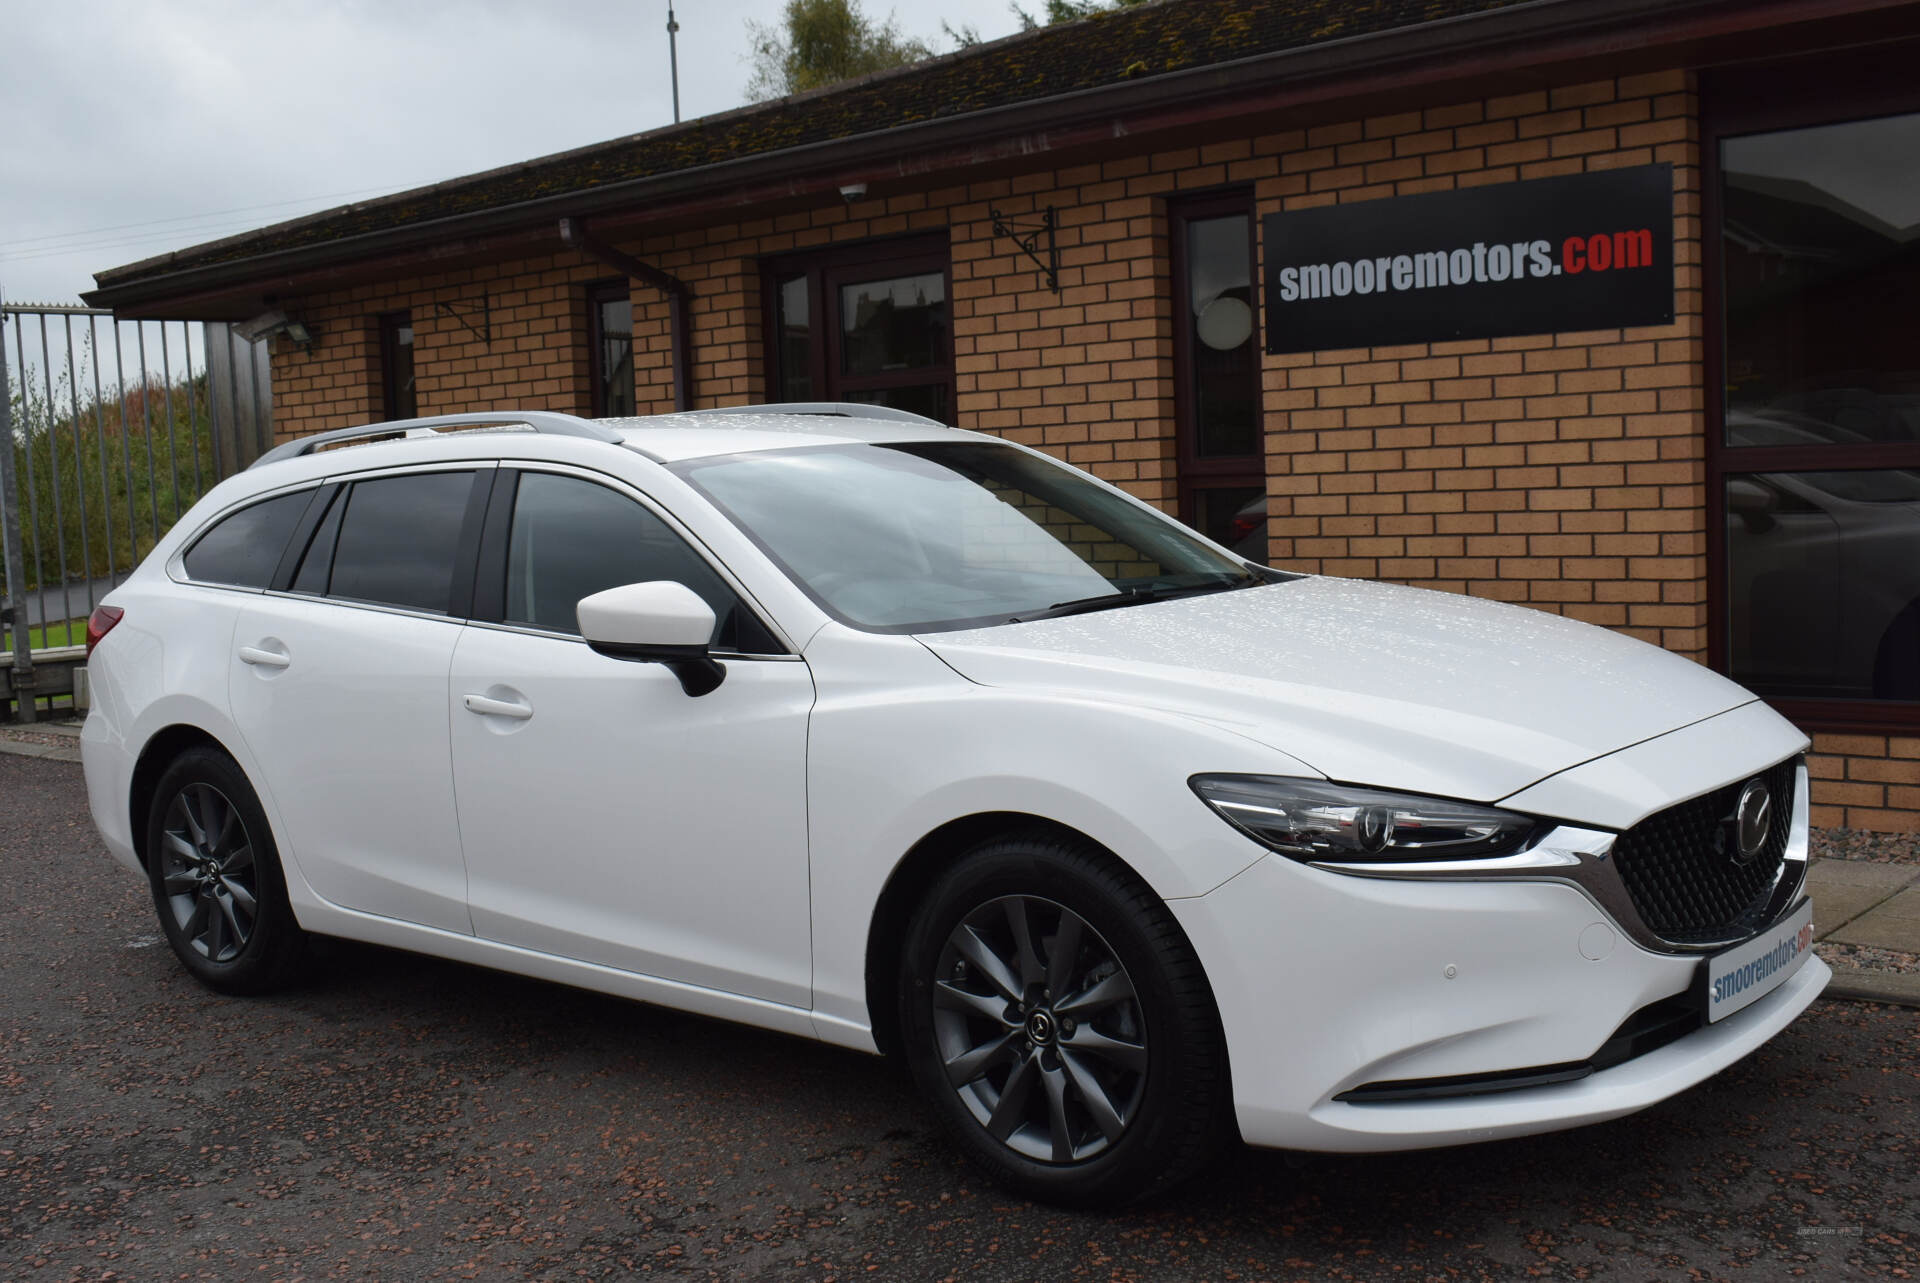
top-left (292, 897), bottom-right (833, 1046)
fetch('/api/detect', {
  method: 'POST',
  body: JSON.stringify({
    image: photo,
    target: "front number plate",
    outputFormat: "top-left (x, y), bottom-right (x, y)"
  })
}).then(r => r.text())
top-left (1703, 898), bottom-right (1814, 1024)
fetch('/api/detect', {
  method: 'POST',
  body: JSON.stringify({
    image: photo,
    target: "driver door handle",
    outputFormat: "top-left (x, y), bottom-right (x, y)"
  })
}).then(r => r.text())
top-left (463, 693), bottom-right (534, 721)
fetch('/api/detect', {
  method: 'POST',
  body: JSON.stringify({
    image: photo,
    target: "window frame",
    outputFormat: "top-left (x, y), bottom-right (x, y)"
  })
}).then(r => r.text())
top-left (173, 485), bottom-right (325, 591)
top-left (760, 233), bottom-right (955, 422)
top-left (586, 279), bottom-right (636, 418)
top-left (467, 463), bottom-right (793, 657)
top-left (277, 464), bottom-right (492, 620)
top-left (377, 311), bottom-right (416, 421)
top-left (1703, 46), bottom-right (1920, 732)
top-left (1167, 189), bottom-right (1266, 540)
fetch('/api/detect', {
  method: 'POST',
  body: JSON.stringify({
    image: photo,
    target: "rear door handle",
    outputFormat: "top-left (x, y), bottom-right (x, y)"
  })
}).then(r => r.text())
top-left (463, 693), bottom-right (534, 720)
top-left (238, 644), bottom-right (290, 669)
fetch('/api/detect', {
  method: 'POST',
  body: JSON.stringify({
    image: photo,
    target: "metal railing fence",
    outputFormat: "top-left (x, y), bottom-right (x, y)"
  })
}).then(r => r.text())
top-left (1, 291), bottom-right (272, 721)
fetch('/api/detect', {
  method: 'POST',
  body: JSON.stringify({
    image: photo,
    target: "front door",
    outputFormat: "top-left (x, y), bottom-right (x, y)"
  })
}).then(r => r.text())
top-left (447, 469), bottom-right (815, 1007)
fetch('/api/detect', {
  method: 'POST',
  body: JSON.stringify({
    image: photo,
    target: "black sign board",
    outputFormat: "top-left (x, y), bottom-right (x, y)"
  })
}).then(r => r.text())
top-left (1262, 164), bottom-right (1674, 354)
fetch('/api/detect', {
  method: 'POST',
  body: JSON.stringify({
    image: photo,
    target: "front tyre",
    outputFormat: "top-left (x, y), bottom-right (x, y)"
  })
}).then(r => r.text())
top-left (899, 833), bottom-right (1230, 1206)
top-left (145, 747), bottom-right (310, 995)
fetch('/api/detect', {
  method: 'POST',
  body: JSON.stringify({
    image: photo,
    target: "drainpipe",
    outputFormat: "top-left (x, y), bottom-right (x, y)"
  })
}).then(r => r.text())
top-left (558, 217), bottom-right (694, 412)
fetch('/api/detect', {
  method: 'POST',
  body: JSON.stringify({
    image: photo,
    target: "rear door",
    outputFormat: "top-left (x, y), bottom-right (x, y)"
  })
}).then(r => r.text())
top-left (447, 466), bottom-right (815, 1006)
top-left (229, 465), bottom-right (490, 934)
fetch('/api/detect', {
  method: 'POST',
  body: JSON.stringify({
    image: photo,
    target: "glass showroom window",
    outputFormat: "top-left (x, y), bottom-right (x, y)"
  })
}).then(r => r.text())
top-left (1715, 108), bottom-right (1920, 718)
top-left (588, 281), bottom-right (636, 417)
top-left (1170, 193), bottom-right (1265, 556)
top-left (763, 237), bottom-right (955, 424)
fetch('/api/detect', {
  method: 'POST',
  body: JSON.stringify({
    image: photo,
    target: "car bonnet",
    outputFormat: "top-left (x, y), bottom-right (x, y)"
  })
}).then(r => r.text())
top-left (914, 575), bottom-right (1758, 805)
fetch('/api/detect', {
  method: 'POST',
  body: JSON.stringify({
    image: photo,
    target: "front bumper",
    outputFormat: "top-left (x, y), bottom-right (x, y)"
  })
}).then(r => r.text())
top-left (1172, 831), bottom-right (1827, 1154)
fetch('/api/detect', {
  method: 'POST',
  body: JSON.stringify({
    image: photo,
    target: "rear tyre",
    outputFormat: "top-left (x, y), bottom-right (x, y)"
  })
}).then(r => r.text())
top-left (145, 747), bottom-right (309, 995)
top-left (898, 832), bottom-right (1230, 1207)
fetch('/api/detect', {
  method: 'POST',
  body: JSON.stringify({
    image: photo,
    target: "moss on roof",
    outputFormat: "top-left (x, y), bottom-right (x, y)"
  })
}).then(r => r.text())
top-left (101, 0), bottom-right (1527, 284)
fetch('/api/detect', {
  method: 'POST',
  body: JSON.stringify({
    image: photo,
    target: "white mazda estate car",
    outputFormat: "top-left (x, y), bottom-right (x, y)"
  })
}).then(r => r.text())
top-left (81, 405), bottom-right (1827, 1206)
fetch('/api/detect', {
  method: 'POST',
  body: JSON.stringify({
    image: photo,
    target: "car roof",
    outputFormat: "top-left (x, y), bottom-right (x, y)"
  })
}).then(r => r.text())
top-left (604, 410), bottom-right (975, 463)
top-left (246, 405), bottom-right (983, 474)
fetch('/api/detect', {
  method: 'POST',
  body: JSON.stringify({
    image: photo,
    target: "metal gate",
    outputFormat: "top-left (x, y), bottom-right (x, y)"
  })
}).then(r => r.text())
top-left (1, 292), bottom-right (273, 722)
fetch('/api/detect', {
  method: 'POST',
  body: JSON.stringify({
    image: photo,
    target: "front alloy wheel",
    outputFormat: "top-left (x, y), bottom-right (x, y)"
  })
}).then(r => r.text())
top-left (933, 895), bottom-right (1148, 1163)
top-left (900, 833), bottom-right (1230, 1206)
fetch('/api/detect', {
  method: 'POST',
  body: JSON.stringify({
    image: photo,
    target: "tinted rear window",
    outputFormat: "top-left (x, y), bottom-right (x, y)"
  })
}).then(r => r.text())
top-left (182, 490), bottom-right (312, 588)
top-left (326, 472), bottom-right (475, 613)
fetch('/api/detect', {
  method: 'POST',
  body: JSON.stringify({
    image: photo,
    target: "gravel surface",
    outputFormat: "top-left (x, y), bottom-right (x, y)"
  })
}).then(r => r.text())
top-left (0, 726), bottom-right (81, 750)
top-left (4, 752), bottom-right (1918, 1280)
top-left (1819, 942), bottom-right (1920, 976)
top-left (1812, 829), bottom-right (1920, 865)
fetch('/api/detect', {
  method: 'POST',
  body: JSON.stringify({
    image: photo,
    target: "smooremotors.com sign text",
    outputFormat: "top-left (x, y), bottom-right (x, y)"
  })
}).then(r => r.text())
top-left (1262, 164), bottom-right (1675, 354)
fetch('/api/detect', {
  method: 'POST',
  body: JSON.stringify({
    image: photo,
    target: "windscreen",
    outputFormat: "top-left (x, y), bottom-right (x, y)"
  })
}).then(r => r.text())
top-left (675, 441), bottom-right (1255, 632)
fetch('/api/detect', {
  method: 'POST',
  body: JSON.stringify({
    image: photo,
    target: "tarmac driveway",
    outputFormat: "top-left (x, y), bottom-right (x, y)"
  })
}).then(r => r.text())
top-left (2, 751), bottom-right (1916, 1280)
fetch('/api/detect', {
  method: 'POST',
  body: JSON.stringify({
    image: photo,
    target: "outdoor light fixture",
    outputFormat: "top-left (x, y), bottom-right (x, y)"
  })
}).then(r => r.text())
top-left (234, 308), bottom-right (318, 351)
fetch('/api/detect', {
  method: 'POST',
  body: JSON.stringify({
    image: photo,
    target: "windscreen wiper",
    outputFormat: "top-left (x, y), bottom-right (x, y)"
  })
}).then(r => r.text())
top-left (1008, 577), bottom-right (1253, 624)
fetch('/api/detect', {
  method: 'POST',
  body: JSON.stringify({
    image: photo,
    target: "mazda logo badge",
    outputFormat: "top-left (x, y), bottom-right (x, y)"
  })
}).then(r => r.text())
top-left (1732, 779), bottom-right (1771, 865)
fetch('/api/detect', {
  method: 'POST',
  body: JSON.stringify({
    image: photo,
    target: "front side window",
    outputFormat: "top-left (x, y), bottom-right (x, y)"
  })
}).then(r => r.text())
top-left (588, 281), bottom-right (636, 416)
top-left (319, 471), bottom-right (476, 613)
top-left (678, 441), bottom-right (1258, 633)
top-left (1717, 109), bottom-right (1920, 707)
top-left (1170, 194), bottom-right (1265, 553)
top-left (182, 490), bottom-right (312, 587)
top-left (763, 238), bottom-right (954, 423)
top-left (501, 471), bottom-right (770, 650)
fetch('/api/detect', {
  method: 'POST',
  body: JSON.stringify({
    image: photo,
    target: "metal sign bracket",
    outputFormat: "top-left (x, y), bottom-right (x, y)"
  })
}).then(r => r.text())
top-left (433, 293), bottom-right (491, 347)
top-left (990, 206), bottom-right (1060, 294)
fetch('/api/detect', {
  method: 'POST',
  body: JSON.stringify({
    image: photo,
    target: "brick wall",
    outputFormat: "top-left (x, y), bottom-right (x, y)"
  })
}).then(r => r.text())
top-left (269, 259), bottom-right (606, 437)
top-left (258, 68), bottom-right (1918, 833)
top-left (1810, 734), bottom-right (1920, 833)
top-left (1254, 71), bottom-right (1707, 658)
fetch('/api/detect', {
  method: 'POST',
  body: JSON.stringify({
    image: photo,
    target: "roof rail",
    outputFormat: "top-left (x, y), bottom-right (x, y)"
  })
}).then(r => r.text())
top-left (673, 402), bottom-right (949, 429)
top-left (250, 411), bottom-right (623, 470)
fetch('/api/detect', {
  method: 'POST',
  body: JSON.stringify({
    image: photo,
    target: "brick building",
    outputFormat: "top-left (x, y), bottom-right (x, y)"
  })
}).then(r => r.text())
top-left (87, 0), bottom-right (1920, 830)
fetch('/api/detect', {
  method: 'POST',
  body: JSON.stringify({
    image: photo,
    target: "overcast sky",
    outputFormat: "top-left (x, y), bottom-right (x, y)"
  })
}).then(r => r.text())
top-left (0, 0), bottom-right (1028, 307)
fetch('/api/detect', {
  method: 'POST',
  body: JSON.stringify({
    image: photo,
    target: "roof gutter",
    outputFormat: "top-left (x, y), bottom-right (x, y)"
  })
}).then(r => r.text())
top-left (559, 218), bottom-right (693, 412)
top-left (82, 0), bottom-right (1913, 315)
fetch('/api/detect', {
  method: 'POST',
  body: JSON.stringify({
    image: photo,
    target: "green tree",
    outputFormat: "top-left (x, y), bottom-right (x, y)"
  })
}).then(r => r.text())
top-left (1012, 0), bottom-right (1150, 29)
top-left (745, 0), bottom-right (937, 100)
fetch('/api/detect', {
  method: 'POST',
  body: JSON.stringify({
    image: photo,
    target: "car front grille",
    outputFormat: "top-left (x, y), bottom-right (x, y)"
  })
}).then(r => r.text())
top-left (1609, 757), bottom-right (1799, 945)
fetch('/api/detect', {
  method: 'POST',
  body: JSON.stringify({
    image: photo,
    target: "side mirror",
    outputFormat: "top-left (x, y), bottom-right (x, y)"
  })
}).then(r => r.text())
top-left (577, 581), bottom-right (726, 697)
top-left (1727, 477), bottom-right (1777, 534)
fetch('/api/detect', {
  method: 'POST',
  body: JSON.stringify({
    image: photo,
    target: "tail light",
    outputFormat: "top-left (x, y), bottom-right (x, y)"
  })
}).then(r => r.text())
top-left (85, 605), bottom-right (124, 659)
top-left (1228, 512), bottom-right (1264, 542)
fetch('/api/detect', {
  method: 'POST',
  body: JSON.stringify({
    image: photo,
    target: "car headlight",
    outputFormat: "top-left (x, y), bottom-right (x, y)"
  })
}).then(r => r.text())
top-left (1189, 774), bottom-right (1540, 862)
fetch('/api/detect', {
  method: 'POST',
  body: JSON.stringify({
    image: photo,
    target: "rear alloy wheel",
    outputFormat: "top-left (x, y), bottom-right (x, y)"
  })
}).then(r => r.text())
top-left (900, 833), bottom-right (1230, 1206)
top-left (146, 747), bottom-right (309, 994)
top-left (158, 783), bottom-right (258, 964)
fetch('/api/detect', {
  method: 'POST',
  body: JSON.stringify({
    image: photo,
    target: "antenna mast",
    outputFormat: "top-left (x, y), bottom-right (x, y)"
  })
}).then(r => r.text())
top-left (667, 3), bottom-right (682, 123)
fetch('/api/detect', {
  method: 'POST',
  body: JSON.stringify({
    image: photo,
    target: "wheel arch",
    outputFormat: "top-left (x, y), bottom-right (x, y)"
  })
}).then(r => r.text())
top-left (863, 811), bottom-right (1147, 1059)
top-left (128, 724), bottom-right (245, 870)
